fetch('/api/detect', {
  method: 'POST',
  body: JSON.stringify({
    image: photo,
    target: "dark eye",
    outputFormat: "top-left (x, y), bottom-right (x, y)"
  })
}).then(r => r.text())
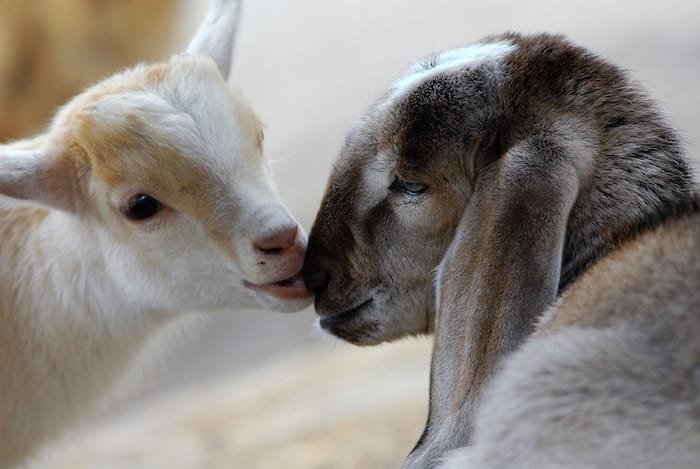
top-left (123, 194), bottom-right (163, 220)
top-left (390, 176), bottom-right (428, 196)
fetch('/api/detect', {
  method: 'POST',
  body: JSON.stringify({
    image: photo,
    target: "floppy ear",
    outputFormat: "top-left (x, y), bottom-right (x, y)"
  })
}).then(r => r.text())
top-left (409, 132), bottom-right (595, 464)
top-left (186, 0), bottom-right (242, 81)
top-left (0, 143), bottom-right (84, 213)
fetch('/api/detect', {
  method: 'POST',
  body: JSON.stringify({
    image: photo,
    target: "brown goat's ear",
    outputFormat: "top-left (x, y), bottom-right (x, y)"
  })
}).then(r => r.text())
top-left (0, 144), bottom-right (84, 213)
top-left (186, 0), bottom-right (242, 81)
top-left (422, 135), bottom-right (592, 450)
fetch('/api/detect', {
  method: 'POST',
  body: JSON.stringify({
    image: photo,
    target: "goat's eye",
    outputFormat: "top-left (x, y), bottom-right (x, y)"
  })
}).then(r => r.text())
top-left (123, 194), bottom-right (163, 220)
top-left (390, 176), bottom-right (428, 196)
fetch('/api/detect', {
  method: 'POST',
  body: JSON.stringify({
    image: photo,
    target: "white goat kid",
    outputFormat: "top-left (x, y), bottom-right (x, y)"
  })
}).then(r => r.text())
top-left (0, 1), bottom-right (310, 465)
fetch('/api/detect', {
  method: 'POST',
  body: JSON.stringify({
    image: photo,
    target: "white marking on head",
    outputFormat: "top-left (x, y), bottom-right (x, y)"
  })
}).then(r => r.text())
top-left (384, 40), bottom-right (516, 108)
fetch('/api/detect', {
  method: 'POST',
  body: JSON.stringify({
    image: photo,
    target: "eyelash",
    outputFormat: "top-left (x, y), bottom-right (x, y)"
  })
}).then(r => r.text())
top-left (389, 176), bottom-right (428, 196)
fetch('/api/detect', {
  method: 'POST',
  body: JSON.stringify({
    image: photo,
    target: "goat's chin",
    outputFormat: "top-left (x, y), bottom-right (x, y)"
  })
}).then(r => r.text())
top-left (317, 308), bottom-right (418, 346)
top-left (314, 294), bottom-right (432, 345)
top-left (318, 321), bottom-right (413, 346)
top-left (317, 318), bottom-right (383, 346)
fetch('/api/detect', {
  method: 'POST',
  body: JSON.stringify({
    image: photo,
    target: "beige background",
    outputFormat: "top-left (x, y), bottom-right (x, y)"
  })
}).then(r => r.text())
top-left (11, 0), bottom-right (699, 467)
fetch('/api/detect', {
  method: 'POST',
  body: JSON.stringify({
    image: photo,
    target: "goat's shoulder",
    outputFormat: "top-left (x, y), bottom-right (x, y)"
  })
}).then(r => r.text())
top-left (446, 313), bottom-right (700, 468)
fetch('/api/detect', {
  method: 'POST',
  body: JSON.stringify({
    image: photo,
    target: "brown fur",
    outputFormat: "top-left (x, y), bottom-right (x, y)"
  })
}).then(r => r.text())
top-left (303, 32), bottom-right (694, 467)
top-left (539, 197), bottom-right (700, 333)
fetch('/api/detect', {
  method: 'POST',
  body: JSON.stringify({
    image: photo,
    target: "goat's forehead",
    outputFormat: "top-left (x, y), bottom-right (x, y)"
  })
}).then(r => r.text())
top-left (336, 42), bottom-right (519, 177)
top-left (73, 58), bottom-right (265, 203)
top-left (380, 40), bottom-right (515, 110)
top-left (164, 57), bottom-right (262, 139)
top-left (76, 56), bottom-right (261, 153)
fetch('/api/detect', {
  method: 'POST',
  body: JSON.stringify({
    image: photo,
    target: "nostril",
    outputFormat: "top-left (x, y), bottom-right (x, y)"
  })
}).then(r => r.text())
top-left (304, 270), bottom-right (330, 295)
top-left (254, 225), bottom-right (298, 255)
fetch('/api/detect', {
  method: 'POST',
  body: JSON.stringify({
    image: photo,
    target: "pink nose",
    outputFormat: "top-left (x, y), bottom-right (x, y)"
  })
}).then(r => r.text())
top-left (254, 225), bottom-right (298, 254)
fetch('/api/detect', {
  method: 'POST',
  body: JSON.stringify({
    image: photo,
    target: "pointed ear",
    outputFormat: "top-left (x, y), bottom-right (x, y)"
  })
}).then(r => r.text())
top-left (186, 0), bottom-right (242, 81)
top-left (0, 143), bottom-right (84, 213)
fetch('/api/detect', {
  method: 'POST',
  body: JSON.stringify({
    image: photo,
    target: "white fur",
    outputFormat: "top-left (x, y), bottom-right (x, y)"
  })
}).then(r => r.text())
top-left (384, 41), bottom-right (515, 107)
top-left (186, 0), bottom-right (241, 79)
top-left (0, 1), bottom-right (310, 466)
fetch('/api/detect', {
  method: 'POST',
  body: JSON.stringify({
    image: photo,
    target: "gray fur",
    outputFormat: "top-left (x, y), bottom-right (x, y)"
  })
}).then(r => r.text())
top-left (442, 211), bottom-right (700, 468)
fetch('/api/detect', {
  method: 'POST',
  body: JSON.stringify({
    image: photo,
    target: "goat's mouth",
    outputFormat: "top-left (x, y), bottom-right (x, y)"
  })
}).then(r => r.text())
top-left (319, 299), bottom-right (374, 331)
top-left (243, 272), bottom-right (311, 300)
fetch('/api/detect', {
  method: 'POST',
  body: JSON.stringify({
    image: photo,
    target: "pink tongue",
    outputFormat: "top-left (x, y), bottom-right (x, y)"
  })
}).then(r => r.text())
top-left (277, 273), bottom-right (306, 288)
top-left (244, 273), bottom-right (311, 299)
top-left (262, 272), bottom-right (310, 299)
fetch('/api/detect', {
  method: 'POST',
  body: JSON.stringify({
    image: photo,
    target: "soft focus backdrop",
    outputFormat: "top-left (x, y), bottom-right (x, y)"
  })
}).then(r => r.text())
top-left (3, 1), bottom-right (698, 467)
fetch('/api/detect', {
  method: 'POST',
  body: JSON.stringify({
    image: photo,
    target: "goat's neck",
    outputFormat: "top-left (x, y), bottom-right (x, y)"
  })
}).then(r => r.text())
top-left (0, 205), bottom-right (168, 461)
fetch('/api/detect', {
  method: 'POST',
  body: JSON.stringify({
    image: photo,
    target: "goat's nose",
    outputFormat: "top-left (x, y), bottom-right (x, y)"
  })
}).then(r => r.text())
top-left (303, 270), bottom-right (330, 295)
top-left (254, 225), bottom-right (298, 254)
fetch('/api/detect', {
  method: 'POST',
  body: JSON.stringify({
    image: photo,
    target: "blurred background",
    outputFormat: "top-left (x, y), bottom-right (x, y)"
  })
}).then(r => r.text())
top-left (2, 0), bottom-right (698, 467)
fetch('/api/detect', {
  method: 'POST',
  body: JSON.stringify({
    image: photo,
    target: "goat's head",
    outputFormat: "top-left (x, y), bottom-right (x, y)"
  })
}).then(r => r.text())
top-left (302, 39), bottom-right (518, 344)
top-left (0, 0), bottom-right (312, 313)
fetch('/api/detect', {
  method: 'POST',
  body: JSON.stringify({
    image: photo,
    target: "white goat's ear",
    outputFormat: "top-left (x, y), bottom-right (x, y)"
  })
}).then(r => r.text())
top-left (0, 145), bottom-right (83, 213)
top-left (186, 0), bottom-right (242, 80)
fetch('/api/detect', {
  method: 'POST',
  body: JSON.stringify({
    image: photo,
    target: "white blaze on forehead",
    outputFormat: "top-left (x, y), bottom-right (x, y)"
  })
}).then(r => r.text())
top-left (384, 40), bottom-right (516, 107)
